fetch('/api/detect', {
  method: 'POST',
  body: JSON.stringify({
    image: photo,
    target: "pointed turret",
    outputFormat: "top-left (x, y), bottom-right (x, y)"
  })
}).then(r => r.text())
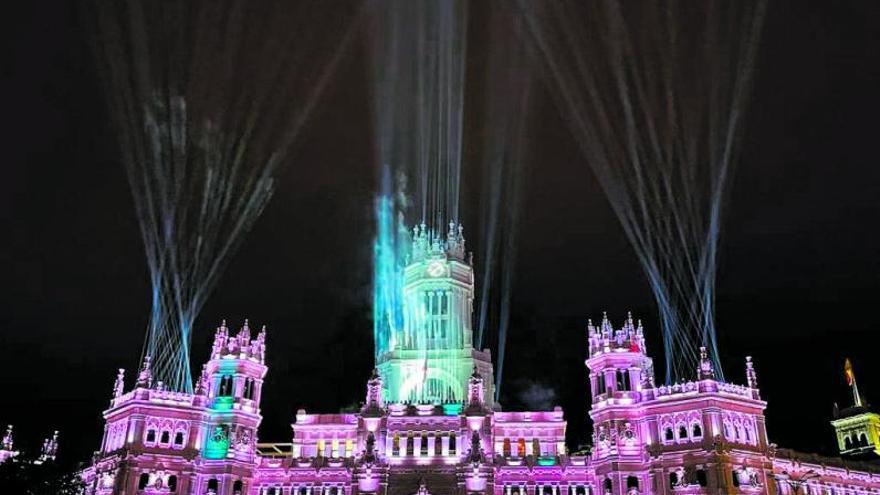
top-left (37, 431), bottom-right (58, 464)
top-left (0, 425), bottom-right (17, 464)
top-left (2, 425), bottom-right (12, 450)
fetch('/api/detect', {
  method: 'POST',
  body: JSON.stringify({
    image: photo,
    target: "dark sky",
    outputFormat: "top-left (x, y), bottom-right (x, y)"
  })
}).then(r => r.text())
top-left (2, 1), bottom-right (879, 468)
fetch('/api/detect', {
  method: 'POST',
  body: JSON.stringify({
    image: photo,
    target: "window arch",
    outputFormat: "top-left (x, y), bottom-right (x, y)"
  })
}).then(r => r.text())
top-left (532, 438), bottom-right (541, 456)
top-left (218, 375), bottom-right (233, 396)
top-left (844, 436), bottom-right (854, 450)
top-left (696, 469), bottom-right (708, 487)
top-left (138, 473), bottom-right (150, 490)
top-left (664, 427), bottom-right (674, 442)
top-left (503, 438), bottom-right (511, 457)
top-left (859, 433), bottom-right (869, 447)
top-left (174, 431), bottom-right (185, 447)
top-left (449, 432), bottom-right (457, 454)
top-left (392, 432), bottom-right (400, 455)
top-left (434, 432), bottom-right (442, 455)
top-left (517, 438), bottom-right (526, 457)
top-left (145, 428), bottom-right (157, 444)
top-left (603, 478), bottom-right (613, 494)
top-left (617, 369), bottom-right (630, 391)
top-left (233, 480), bottom-right (243, 495)
top-left (678, 425), bottom-right (688, 441)
top-left (692, 423), bottom-right (703, 438)
top-left (627, 476), bottom-right (639, 489)
top-left (168, 475), bottom-right (178, 492)
top-left (160, 430), bottom-right (171, 444)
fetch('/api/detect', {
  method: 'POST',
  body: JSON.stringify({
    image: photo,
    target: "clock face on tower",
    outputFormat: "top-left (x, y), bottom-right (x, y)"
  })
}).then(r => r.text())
top-left (426, 261), bottom-right (445, 277)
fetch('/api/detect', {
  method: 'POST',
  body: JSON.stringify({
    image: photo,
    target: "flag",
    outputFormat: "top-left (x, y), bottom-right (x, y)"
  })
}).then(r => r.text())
top-left (630, 339), bottom-right (640, 353)
top-left (844, 359), bottom-right (855, 386)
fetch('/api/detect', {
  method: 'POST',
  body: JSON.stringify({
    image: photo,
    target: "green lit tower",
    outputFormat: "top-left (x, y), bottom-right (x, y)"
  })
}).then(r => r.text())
top-left (377, 222), bottom-right (495, 405)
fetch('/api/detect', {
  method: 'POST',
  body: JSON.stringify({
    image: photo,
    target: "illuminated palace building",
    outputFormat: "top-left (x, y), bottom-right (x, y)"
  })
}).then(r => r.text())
top-left (80, 223), bottom-right (880, 495)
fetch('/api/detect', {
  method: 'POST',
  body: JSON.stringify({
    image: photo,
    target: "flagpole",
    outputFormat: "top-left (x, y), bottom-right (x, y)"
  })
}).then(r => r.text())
top-left (853, 375), bottom-right (863, 408)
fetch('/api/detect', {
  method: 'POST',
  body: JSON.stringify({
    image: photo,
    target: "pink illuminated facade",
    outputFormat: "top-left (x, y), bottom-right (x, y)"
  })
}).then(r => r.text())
top-left (80, 228), bottom-right (880, 495)
top-left (80, 316), bottom-right (880, 495)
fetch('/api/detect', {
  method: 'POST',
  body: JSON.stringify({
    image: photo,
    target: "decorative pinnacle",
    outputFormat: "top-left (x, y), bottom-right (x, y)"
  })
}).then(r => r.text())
top-left (698, 346), bottom-right (716, 380)
top-left (746, 356), bottom-right (758, 389)
top-left (2, 425), bottom-right (13, 450)
top-left (113, 368), bottom-right (125, 399)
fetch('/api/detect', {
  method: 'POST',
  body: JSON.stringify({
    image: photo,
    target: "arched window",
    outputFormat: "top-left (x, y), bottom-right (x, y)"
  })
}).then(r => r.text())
top-left (532, 438), bottom-right (541, 456)
top-left (232, 480), bottom-right (243, 495)
top-left (434, 432), bottom-right (442, 455)
top-left (345, 438), bottom-right (354, 457)
top-left (692, 423), bottom-right (703, 438)
top-left (627, 476), bottom-right (639, 489)
top-left (406, 432), bottom-right (414, 455)
top-left (207, 478), bottom-right (219, 493)
top-left (517, 438), bottom-right (526, 457)
top-left (503, 438), bottom-right (512, 456)
top-left (392, 432), bottom-right (400, 455)
top-left (168, 475), bottom-right (177, 492)
top-left (420, 433), bottom-right (428, 455)
top-left (744, 425), bottom-right (752, 444)
top-left (617, 369), bottom-right (629, 391)
top-left (859, 433), bottom-right (869, 447)
top-left (174, 431), bottom-right (185, 446)
top-left (844, 436), bottom-right (853, 450)
top-left (145, 429), bottom-right (156, 444)
top-left (219, 375), bottom-right (233, 396)
top-left (449, 432), bottom-right (457, 454)
top-left (160, 430), bottom-right (170, 444)
top-left (596, 374), bottom-right (606, 396)
top-left (669, 472), bottom-right (678, 489)
top-left (678, 425), bottom-right (688, 440)
top-left (732, 469), bottom-right (740, 487)
top-left (604, 478), bottom-right (613, 494)
top-left (664, 427), bottom-right (674, 442)
top-left (696, 469), bottom-right (708, 487)
top-left (138, 473), bottom-right (150, 490)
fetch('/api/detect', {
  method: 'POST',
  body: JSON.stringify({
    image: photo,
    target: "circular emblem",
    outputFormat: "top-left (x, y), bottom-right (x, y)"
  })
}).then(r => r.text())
top-left (426, 261), bottom-right (445, 277)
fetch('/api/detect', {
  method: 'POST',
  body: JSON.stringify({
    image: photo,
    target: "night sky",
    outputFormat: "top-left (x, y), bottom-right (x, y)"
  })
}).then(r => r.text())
top-left (2, 1), bottom-right (879, 469)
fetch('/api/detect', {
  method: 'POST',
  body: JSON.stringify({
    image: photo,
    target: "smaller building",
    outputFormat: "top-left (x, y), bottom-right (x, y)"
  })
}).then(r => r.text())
top-left (832, 360), bottom-right (880, 459)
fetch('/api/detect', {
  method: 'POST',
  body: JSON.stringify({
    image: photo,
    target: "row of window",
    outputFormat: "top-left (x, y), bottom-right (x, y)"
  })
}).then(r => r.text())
top-left (204, 479), bottom-right (244, 495)
top-left (137, 473), bottom-right (177, 492)
top-left (258, 485), bottom-right (345, 495)
top-left (722, 420), bottom-right (756, 445)
top-left (504, 485), bottom-right (592, 495)
top-left (391, 431), bottom-right (457, 456)
top-left (661, 418), bottom-right (757, 445)
top-left (314, 438), bottom-right (355, 458)
top-left (501, 437), bottom-right (555, 457)
top-left (144, 428), bottom-right (186, 449)
top-left (843, 432), bottom-right (871, 450)
top-left (217, 375), bottom-right (257, 399)
top-left (662, 423), bottom-right (703, 444)
top-left (594, 369), bottom-right (634, 396)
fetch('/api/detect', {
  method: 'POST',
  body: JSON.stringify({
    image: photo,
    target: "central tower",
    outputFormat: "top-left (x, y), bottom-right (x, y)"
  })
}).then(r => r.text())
top-left (376, 222), bottom-right (495, 405)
